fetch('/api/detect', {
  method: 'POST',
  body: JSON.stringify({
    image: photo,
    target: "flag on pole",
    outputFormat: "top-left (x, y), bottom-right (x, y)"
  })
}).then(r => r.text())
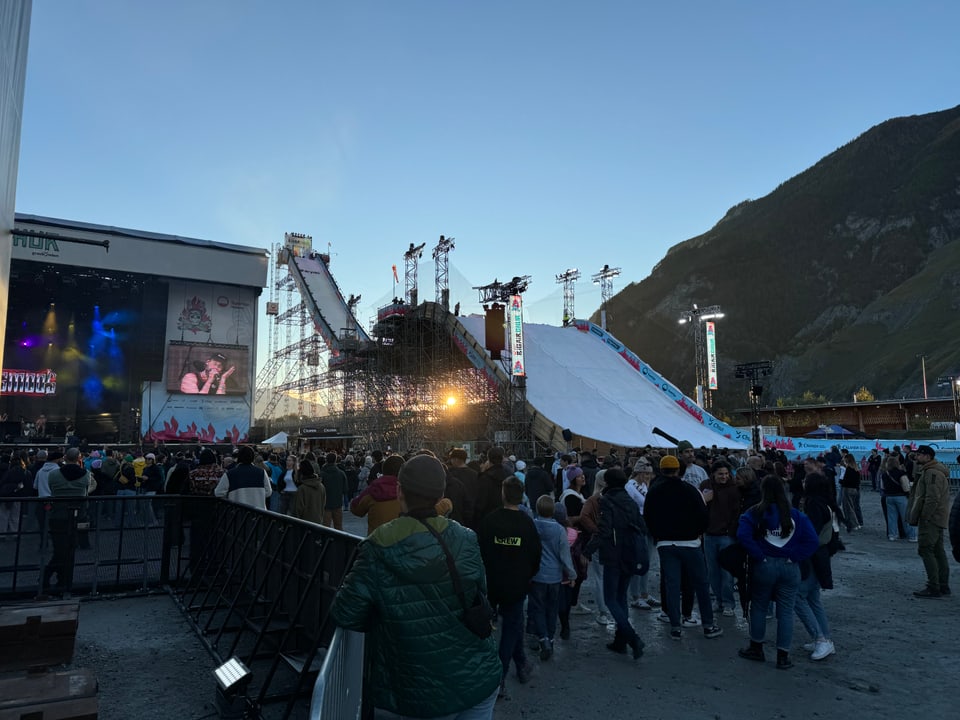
top-left (392, 264), bottom-right (399, 283)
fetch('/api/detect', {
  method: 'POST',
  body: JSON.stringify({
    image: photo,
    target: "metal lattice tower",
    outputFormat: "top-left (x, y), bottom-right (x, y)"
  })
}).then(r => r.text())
top-left (433, 235), bottom-right (455, 311)
top-left (404, 242), bottom-right (426, 306)
top-left (591, 264), bottom-right (621, 331)
top-left (555, 268), bottom-right (580, 326)
top-left (678, 303), bottom-right (724, 409)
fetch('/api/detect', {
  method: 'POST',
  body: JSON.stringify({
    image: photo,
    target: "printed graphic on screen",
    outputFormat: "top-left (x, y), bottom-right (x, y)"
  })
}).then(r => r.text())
top-left (166, 342), bottom-right (250, 395)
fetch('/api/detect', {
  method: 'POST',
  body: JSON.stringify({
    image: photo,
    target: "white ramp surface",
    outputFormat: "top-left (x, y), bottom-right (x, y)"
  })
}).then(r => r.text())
top-left (291, 254), bottom-right (370, 349)
top-left (459, 316), bottom-right (746, 450)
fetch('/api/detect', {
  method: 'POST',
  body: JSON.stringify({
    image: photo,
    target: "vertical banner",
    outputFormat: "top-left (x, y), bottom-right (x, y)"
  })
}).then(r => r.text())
top-left (509, 295), bottom-right (525, 377)
top-left (706, 321), bottom-right (718, 390)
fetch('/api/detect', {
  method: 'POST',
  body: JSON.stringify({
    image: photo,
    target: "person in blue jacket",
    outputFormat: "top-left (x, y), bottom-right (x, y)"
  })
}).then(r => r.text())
top-left (736, 474), bottom-right (819, 669)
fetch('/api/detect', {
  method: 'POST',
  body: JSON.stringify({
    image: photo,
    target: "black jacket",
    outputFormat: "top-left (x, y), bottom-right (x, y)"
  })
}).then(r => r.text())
top-left (644, 475), bottom-right (707, 542)
top-left (478, 508), bottom-right (541, 605)
top-left (586, 486), bottom-right (647, 572)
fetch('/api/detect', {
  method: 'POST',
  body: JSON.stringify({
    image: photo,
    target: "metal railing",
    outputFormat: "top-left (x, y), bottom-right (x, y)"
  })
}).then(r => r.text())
top-left (0, 495), bottom-right (365, 720)
top-left (309, 626), bottom-right (365, 720)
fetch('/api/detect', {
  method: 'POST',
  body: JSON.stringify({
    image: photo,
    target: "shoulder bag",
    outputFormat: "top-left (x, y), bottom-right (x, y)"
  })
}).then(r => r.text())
top-left (417, 517), bottom-right (495, 639)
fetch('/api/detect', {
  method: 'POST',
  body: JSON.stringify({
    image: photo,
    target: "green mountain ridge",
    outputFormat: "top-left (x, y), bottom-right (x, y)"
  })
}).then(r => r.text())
top-left (596, 104), bottom-right (960, 410)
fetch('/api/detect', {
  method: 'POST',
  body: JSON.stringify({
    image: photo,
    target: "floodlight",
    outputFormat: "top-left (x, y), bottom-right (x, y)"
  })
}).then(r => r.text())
top-left (214, 657), bottom-right (252, 719)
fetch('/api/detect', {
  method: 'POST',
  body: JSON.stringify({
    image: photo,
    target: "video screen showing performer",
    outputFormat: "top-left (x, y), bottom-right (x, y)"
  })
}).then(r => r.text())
top-left (167, 343), bottom-right (248, 395)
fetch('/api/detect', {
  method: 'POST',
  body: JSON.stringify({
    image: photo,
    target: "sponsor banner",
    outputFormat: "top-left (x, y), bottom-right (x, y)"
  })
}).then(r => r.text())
top-left (509, 295), bottom-right (525, 377)
top-left (706, 321), bottom-right (718, 391)
top-left (1, 368), bottom-right (57, 396)
top-left (762, 435), bottom-right (960, 462)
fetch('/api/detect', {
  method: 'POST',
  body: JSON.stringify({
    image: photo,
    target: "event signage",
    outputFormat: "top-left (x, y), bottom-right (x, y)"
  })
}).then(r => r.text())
top-left (706, 321), bottom-right (718, 391)
top-left (508, 295), bottom-right (525, 377)
top-left (1, 368), bottom-right (57, 396)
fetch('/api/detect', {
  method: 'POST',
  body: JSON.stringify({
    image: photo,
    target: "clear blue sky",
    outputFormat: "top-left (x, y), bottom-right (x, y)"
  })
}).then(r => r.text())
top-left (15, 1), bottom-right (960, 364)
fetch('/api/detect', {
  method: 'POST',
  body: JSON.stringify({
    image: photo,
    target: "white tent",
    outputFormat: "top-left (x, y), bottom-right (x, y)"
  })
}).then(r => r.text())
top-left (262, 431), bottom-right (288, 446)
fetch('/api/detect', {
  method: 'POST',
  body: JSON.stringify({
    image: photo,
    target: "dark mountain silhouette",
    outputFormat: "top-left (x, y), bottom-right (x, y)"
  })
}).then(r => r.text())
top-left (593, 104), bottom-right (960, 412)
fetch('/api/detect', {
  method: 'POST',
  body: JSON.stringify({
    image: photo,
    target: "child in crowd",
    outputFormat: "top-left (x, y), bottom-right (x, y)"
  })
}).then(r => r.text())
top-left (527, 495), bottom-right (576, 661)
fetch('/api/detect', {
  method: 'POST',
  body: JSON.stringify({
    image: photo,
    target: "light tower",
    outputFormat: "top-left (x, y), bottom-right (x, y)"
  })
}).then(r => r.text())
top-left (404, 242), bottom-right (426, 306)
top-left (591, 264), bottom-right (621, 331)
top-left (433, 235), bottom-right (455, 311)
top-left (555, 268), bottom-right (580, 326)
top-left (678, 303), bottom-right (724, 408)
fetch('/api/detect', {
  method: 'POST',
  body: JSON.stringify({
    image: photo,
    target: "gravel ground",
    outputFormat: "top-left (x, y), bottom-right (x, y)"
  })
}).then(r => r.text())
top-left (54, 495), bottom-right (959, 719)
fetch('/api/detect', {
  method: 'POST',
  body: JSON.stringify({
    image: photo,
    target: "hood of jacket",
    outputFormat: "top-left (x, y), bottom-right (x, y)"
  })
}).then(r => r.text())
top-left (57, 463), bottom-right (88, 482)
top-left (364, 474), bottom-right (398, 502)
top-left (298, 476), bottom-right (322, 491)
top-left (921, 459), bottom-right (949, 477)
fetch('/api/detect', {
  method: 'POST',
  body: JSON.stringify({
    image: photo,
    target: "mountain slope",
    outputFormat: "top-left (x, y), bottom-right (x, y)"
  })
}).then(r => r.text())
top-left (597, 105), bottom-right (960, 408)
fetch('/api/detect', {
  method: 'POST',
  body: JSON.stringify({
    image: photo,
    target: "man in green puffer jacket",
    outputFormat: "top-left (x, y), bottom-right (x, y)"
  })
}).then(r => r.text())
top-left (332, 454), bottom-right (501, 719)
top-left (908, 445), bottom-right (951, 598)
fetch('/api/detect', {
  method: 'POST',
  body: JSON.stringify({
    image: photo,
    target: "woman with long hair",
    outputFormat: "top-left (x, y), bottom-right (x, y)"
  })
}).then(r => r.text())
top-left (839, 454), bottom-right (864, 532)
top-left (737, 475), bottom-right (819, 669)
top-left (795, 472), bottom-right (838, 660)
top-left (881, 454), bottom-right (916, 541)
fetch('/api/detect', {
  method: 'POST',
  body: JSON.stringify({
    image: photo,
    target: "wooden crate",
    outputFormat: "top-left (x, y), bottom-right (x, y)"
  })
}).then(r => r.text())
top-left (0, 601), bottom-right (79, 672)
top-left (0, 668), bottom-right (98, 720)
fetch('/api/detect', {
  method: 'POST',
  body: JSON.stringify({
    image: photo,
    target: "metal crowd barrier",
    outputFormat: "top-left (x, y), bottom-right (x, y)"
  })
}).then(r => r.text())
top-left (309, 626), bottom-right (365, 720)
top-left (173, 500), bottom-right (362, 720)
top-left (0, 495), bottom-right (365, 720)
top-left (0, 494), bottom-right (194, 599)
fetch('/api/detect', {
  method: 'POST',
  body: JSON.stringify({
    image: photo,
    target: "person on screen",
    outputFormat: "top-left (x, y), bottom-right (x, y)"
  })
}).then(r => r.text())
top-left (180, 352), bottom-right (236, 395)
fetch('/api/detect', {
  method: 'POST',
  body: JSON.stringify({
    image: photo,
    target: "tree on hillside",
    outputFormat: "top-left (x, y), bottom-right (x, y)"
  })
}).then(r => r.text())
top-left (854, 386), bottom-right (875, 402)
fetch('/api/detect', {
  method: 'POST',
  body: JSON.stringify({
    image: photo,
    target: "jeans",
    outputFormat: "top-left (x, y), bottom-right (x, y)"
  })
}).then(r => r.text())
top-left (658, 545), bottom-right (715, 628)
top-left (885, 496), bottom-right (915, 540)
top-left (116, 488), bottom-right (138, 525)
top-left (749, 556), bottom-right (800, 651)
top-left (917, 523), bottom-right (949, 588)
top-left (586, 558), bottom-right (609, 614)
top-left (497, 599), bottom-right (527, 678)
top-left (794, 572), bottom-right (830, 640)
top-left (602, 564), bottom-right (639, 643)
top-left (841, 487), bottom-right (863, 529)
top-left (703, 534), bottom-right (736, 610)
top-left (527, 581), bottom-right (560, 641)
top-left (375, 687), bottom-right (498, 720)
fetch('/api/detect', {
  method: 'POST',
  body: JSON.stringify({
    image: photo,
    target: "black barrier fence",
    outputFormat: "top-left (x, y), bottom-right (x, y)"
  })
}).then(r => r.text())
top-left (0, 495), bottom-right (362, 720)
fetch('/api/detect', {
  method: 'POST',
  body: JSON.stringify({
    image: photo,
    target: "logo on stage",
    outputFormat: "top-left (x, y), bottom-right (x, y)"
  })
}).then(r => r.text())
top-left (177, 296), bottom-right (213, 335)
top-left (1, 369), bottom-right (57, 396)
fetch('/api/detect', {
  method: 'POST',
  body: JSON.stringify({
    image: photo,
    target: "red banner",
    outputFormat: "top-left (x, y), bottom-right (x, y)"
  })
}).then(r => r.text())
top-left (1, 369), bottom-right (58, 396)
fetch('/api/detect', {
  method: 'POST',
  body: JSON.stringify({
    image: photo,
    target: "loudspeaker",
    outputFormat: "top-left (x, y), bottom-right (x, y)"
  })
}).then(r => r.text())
top-left (131, 282), bottom-right (170, 381)
top-left (562, 428), bottom-right (573, 442)
top-left (484, 305), bottom-right (505, 360)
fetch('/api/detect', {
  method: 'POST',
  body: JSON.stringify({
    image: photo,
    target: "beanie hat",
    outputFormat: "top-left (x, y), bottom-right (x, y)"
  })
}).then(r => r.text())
top-left (677, 440), bottom-right (694, 453)
top-left (659, 455), bottom-right (680, 471)
top-left (398, 455), bottom-right (447, 499)
top-left (514, 460), bottom-right (527, 472)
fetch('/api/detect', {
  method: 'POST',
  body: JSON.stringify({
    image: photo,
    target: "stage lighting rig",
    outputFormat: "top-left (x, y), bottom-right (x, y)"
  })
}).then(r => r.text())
top-left (473, 275), bottom-right (532, 305)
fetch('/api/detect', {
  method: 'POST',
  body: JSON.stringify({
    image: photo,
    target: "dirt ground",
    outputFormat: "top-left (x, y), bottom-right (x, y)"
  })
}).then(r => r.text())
top-left (57, 494), bottom-right (958, 720)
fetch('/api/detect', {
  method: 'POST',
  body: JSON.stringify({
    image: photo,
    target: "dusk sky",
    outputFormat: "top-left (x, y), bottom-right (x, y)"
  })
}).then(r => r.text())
top-left (15, 1), bottom-right (960, 370)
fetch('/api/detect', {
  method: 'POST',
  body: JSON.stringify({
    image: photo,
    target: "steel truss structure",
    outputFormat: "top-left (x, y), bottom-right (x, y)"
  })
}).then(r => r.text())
top-left (257, 243), bottom-right (545, 456)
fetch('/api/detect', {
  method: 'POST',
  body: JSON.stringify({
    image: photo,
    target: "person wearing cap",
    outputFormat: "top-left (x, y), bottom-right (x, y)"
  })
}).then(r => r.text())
top-left (677, 440), bottom-right (708, 489)
top-left (625, 459), bottom-right (660, 610)
top-left (179, 352), bottom-right (236, 394)
top-left (332, 454), bottom-right (502, 719)
top-left (908, 445), bottom-right (951, 598)
top-left (644, 454), bottom-right (724, 642)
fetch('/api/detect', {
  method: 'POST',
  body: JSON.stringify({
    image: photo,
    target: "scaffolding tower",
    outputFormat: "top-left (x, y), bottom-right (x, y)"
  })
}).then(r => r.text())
top-left (555, 268), bottom-right (580, 326)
